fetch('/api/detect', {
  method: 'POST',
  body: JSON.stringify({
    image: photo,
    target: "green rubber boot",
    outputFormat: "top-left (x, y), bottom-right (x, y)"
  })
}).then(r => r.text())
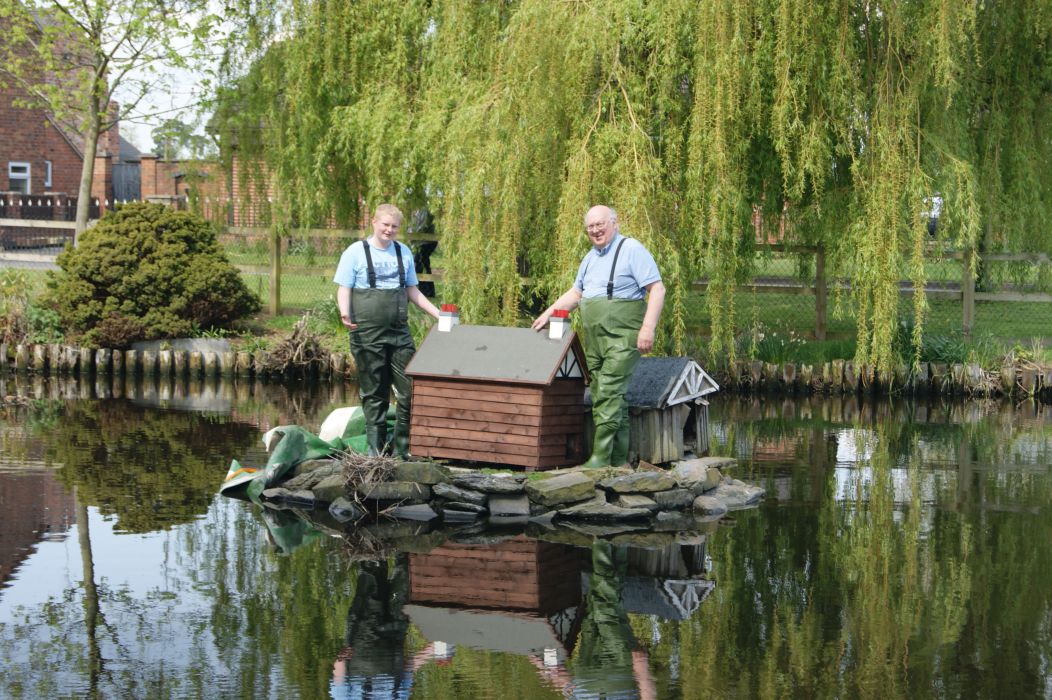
top-left (392, 424), bottom-right (411, 459)
top-left (610, 418), bottom-right (631, 467)
top-left (366, 425), bottom-right (387, 457)
top-left (582, 426), bottom-right (616, 469)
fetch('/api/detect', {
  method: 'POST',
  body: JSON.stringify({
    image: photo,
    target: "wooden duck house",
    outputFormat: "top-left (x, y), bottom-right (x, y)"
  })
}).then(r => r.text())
top-left (405, 325), bottom-right (589, 469)
top-left (624, 357), bottom-right (719, 464)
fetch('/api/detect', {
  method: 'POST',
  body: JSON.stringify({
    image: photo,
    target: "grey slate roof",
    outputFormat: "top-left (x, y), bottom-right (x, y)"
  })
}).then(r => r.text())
top-left (405, 325), bottom-right (587, 385)
top-left (625, 357), bottom-right (690, 408)
top-left (624, 357), bottom-right (720, 408)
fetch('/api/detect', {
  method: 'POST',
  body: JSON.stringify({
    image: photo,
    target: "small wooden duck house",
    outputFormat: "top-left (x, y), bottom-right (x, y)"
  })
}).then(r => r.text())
top-left (625, 357), bottom-right (719, 464)
top-left (405, 325), bottom-right (589, 469)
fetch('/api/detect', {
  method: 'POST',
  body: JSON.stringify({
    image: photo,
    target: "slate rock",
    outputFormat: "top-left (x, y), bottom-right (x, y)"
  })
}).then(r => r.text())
top-left (709, 482), bottom-right (765, 509)
top-left (329, 497), bottom-right (367, 523)
top-left (393, 461), bottom-right (450, 485)
top-left (653, 488), bottom-right (695, 510)
top-left (555, 500), bottom-right (654, 523)
top-left (614, 494), bottom-right (660, 512)
top-left (433, 482), bottom-right (488, 505)
top-left (261, 488), bottom-right (316, 508)
top-left (488, 493), bottom-right (531, 517)
top-left (311, 474), bottom-right (348, 503)
top-left (671, 456), bottom-right (736, 486)
top-left (442, 508), bottom-right (482, 523)
top-left (387, 504), bottom-right (439, 521)
top-left (526, 472), bottom-right (596, 507)
top-left (692, 495), bottom-right (728, 516)
top-left (284, 461), bottom-right (341, 490)
top-left (442, 501), bottom-right (488, 514)
top-left (452, 473), bottom-right (525, 494)
top-left (690, 468), bottom-right (723, 496)
top-left (599, 471), bottom-right (676, 494)
top-left (358, 481), bottom-right (431, 502)
top-left (261, 487), bottom-right (292, 501)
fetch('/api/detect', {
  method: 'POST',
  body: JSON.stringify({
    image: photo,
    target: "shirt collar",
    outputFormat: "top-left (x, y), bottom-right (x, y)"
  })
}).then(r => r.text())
top-left (594, 233), bottom-right (623, 256)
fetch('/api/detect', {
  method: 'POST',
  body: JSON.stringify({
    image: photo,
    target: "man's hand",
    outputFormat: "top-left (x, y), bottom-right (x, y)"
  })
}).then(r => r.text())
top-left (340, 314), bottom-right (358, 331)
top-left (637, 325), bottom-right (655, 353)
top-left (530, 310), bottom-right (551, 332)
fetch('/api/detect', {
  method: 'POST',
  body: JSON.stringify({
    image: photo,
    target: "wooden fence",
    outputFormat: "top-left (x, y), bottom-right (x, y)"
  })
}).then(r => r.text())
top-left (691, 244), bottom-right (1052, 342)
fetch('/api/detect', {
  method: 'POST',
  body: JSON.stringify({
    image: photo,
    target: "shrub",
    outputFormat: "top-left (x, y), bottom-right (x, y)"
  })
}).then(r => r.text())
top-left (42, 202), bottom-right (261, 348)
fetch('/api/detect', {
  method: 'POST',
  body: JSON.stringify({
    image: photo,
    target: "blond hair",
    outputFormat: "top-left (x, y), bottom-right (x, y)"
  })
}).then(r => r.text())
top-left (373, 203), bottom-right (404, 223)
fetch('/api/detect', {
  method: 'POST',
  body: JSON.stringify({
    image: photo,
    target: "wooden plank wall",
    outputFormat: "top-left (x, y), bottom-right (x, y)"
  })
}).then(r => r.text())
top-left (629, 404), bottom-right (690, 464)
top-left (410, 377), bottom-right (586, 469)
top-left (409, 538), bottom-right (583, 612)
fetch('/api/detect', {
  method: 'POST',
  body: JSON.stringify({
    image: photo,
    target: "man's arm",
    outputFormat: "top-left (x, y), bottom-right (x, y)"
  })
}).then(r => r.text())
top-left (531, 287), bottom-right (584, 331)
top-left (336, 285), bottom-right (357, 330)
top-left (636, 280), bottom-right (665, 353)
top-left (407, 285), bottom-right (441, 320)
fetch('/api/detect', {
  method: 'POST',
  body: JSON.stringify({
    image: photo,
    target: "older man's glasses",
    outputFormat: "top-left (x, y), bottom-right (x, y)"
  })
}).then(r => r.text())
top-left (585, 220), bottom-right (609, 232)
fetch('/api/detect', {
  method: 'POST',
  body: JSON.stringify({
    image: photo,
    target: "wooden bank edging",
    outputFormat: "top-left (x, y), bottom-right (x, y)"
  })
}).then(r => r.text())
top-left (3, 341), bottom-right (1049, 402)
top-left (717, 359), bottom-right (1052, 400)
top-left (0, 342), bottom-right (358, 381)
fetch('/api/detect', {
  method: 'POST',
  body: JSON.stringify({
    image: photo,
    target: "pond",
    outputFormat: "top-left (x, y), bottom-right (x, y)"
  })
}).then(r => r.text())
top-left (1, 376), bottom-right (1050, 699)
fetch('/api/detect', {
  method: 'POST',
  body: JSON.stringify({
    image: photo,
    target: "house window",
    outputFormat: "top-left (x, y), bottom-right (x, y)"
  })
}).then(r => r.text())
top-left (44, 160), bottom-right (52, 188)
top-left (8, 162), bottom-right (30, 194)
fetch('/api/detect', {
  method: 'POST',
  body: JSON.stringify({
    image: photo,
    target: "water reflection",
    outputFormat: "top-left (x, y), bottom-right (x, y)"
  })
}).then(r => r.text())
top-left (0, 388), bottom-right (1049, 698)
top-left (333, 538), bottom-right (712, 699)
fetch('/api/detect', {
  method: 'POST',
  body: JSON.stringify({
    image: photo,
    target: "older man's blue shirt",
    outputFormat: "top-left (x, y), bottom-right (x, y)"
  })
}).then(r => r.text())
top-left (573, 234), bottom-right (661, 300)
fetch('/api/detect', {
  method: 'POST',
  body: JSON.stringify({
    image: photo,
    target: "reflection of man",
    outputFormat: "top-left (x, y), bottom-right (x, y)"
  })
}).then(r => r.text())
top-left (530, 540), bottom-right (656, 699)
top-left (532, 206), bottom-right (665, 467)
top-left (331, 555), bottom-right (414, 698)
top-left (334, 204), bottom-right (440, 457)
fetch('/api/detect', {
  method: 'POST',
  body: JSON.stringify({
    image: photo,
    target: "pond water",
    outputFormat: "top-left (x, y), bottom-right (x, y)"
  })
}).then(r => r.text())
top-left (1, 376), bottom-right (1050, 699)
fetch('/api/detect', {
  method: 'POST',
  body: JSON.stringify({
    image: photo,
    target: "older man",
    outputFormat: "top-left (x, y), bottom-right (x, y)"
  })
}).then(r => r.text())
top-left (532, 205), bottom-right (665, 467)
top-left (335, 203), bottom-right (440, 457)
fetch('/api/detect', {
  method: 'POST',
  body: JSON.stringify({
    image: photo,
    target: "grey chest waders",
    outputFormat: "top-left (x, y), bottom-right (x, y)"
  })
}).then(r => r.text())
top-left (348, 240), bottom-right (417, 457)
top-left (579, 238), bottom-right (644, 467)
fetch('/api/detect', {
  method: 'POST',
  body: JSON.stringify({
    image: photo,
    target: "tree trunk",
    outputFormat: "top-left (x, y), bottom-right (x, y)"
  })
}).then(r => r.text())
top-left (76, 489), bottom-right (102, 694)
top-left (74, 100), bottom-right (102, 245)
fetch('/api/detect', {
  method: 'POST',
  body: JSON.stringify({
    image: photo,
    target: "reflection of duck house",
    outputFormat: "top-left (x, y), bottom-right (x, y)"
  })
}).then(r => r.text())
top-left (405, 538), bottom-right (584, 663)
top-left (583, 543), bottom-right (716, 621)
top-left (405, 325), bottom-right (588, 469)
top-left (623, 357), bottom-right (720, 464)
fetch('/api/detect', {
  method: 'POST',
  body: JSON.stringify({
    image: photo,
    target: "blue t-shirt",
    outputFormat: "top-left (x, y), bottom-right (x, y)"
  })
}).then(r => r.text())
top-left (574, 234), bottom-right (661, 300)
top-left (333, 240), bottom-right (419, 289)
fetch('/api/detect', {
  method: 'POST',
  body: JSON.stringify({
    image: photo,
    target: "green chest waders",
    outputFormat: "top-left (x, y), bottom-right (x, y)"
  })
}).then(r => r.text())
top-left (348, 241), bottom-right (417, 457)
top-left (579, 238), bottom-right (644, 467)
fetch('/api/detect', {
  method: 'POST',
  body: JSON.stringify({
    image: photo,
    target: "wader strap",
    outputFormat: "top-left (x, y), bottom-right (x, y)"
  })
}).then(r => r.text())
top-left (361, 240), bottom-right (407, 289)
top-left (361, 240), bottom-right (377, 289)
top-left (394, 242), bottom-right (406, 288)
top-left (607, 237), bottom-right (628, 300)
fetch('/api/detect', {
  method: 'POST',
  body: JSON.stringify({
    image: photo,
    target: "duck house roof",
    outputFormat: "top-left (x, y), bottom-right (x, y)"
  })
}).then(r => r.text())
top-left (405, 325), bottom-right (588, 386)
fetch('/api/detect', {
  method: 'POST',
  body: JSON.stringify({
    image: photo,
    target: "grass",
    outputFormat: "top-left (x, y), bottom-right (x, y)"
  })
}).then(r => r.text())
top-left (7, 244), bottom-right (1049, 367)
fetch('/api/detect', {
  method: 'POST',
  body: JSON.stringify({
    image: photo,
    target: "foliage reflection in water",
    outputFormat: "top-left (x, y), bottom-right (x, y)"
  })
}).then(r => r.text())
top-left (0, 379), bottom-right (1049, 698)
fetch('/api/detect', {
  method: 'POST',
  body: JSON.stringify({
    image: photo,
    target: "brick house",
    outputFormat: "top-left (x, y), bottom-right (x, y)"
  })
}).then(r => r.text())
top-left (0, 15), bottom-right (121, 217)
top-left (0, 82), bottom-right (121, 208)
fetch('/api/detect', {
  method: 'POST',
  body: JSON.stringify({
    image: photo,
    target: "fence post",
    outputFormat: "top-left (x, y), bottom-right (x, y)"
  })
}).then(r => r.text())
top-left (269, 227), bottom-right (281, 315)
top-left (962, 248), bottom-right (975, 337)
top-left (814, 245), bottom-right (827, 341)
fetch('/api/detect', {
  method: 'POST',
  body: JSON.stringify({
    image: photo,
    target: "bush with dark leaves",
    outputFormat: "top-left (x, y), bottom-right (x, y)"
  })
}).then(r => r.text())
top-left (43, 202), bottom-right (261, 348)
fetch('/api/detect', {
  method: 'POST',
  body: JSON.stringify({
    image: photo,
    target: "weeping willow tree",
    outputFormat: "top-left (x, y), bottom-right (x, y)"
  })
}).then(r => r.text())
top-left (212, 0), bottom-right (1052, 371)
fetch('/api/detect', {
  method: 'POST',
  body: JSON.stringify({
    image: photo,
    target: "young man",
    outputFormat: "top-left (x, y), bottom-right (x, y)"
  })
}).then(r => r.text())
top-left (532, 205), bottom-right (665, 467)
top-left (334, 204), bottom-right (440, 456)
